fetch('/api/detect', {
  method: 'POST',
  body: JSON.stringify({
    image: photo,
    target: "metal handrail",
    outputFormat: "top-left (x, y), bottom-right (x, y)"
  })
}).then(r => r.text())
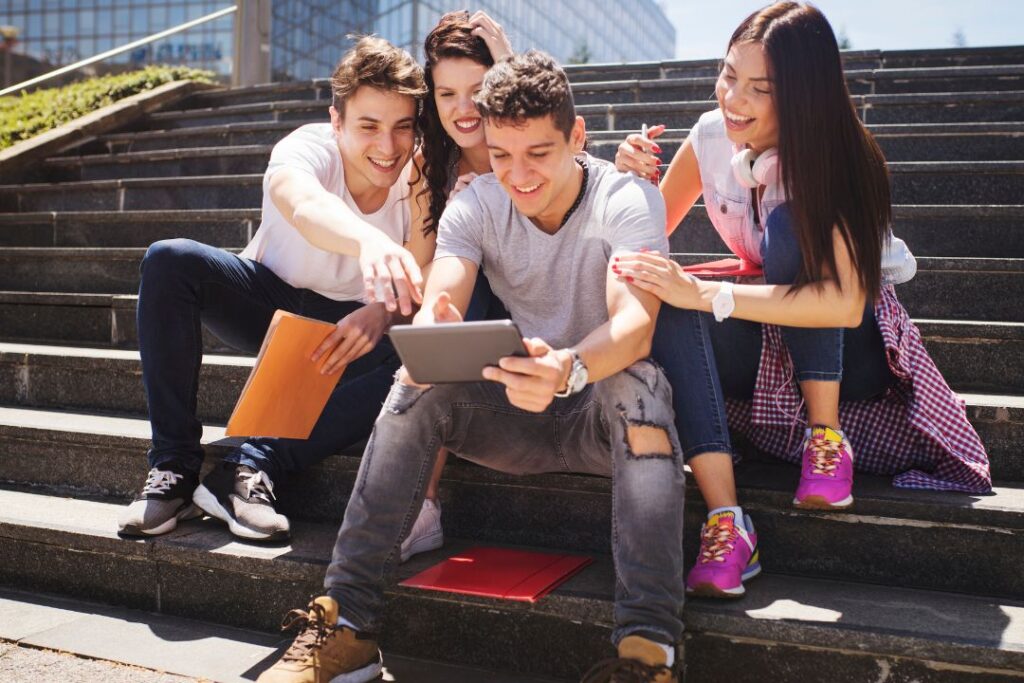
top-left (0, 5), bottom-right (237, 97)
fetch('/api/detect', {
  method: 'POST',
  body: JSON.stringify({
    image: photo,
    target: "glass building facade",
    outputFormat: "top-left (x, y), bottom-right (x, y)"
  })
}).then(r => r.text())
top-left (0, 0), bottom-right (675, 85)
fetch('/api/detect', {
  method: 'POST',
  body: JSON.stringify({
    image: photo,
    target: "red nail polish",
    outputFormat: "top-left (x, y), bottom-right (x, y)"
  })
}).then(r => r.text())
top-left (640, 247), bottom-right (650, 252)
top-left (626, 276), bottom-right (634, 283)
top-left (652, 144), bottom-right (662, 154)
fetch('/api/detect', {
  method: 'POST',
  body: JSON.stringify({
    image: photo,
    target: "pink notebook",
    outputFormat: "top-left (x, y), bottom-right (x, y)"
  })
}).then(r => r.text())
top-left (399, 547), bottom-right (592, 603)
top-left (682, 257), bottom-right (763, 278)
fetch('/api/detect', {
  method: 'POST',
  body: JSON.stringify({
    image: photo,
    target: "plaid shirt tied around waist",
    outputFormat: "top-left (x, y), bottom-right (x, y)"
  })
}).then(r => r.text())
top-left (725, 285), bottom-right (993, 493)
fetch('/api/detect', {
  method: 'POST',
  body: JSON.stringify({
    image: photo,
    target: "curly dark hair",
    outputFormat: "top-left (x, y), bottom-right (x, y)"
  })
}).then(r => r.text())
top-left (474, 50), bottom-right (576, 140)
top-left (418, 11), bottom-right (494, 235)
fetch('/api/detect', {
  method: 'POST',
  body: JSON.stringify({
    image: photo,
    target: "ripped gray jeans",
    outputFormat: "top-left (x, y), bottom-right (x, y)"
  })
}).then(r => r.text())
top-left (324, 360), bottom-right (687, 646)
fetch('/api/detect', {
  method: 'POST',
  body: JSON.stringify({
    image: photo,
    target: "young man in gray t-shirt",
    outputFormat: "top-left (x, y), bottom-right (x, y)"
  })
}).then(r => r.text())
top-left (258, 51), bottom-right (685, 683)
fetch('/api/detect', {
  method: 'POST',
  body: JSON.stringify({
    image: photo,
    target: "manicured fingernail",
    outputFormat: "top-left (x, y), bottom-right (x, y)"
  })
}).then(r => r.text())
top-left (652, 145), bottom-right (662, 154)
top-left (640, 247), bottom-right (650, 252)
top-left (626, 276), bottom-right (634, 283)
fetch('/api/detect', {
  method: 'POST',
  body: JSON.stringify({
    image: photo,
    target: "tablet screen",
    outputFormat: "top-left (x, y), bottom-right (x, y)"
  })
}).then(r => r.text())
top-left (389, 320), bottom-right (529, 384)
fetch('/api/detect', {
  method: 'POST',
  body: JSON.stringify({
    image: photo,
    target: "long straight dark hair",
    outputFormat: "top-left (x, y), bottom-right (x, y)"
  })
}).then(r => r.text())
top-left (419, 11), bottom-right (494, 235)
top-left (731, 3), bottom-right (890, 303)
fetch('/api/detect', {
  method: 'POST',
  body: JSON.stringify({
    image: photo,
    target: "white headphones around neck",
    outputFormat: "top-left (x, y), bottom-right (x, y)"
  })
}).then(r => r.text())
top-left (731, 147), bottom-right (780, 189)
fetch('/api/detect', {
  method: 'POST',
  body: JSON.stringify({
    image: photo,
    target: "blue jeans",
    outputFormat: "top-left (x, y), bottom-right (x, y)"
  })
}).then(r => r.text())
top-left (652, 204), bottom-right (894, 460)
top-left (137, 238), bottom-right (401, 483)
top-left (325, 361), bottom-right (687, 646)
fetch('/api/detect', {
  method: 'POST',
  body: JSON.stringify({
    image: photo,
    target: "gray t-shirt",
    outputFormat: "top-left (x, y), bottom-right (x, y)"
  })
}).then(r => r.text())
top-left (435, 155), bottom-right (669, 349)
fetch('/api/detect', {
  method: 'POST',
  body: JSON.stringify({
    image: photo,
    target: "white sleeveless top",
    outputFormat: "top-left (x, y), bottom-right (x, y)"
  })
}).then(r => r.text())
top-left (689, 109), bottom-right (916, 285)
top-left (240, 123), bottom-right (413, 301)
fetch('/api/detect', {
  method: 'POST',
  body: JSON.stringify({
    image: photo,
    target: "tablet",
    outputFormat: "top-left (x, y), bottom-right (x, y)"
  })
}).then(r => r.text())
top-left (389, 320), bottom-right (529, 384)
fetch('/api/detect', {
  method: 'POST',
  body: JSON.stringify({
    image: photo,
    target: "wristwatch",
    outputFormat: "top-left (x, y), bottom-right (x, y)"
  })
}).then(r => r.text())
top-left (712, 281), bottom-right (736, 322)
top-left (554, 349), bottom-right (588, 398)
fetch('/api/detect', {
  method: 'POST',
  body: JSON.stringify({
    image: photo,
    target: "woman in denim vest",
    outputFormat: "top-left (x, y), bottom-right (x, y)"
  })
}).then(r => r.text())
top-left (614, 1), bottom-right (991, 599)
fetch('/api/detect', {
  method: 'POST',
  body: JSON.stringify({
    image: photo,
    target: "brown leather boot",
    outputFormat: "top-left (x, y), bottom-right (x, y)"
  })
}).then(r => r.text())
top-left (257, 596), bottom-right (382, 683)
top-left (580, 634), bottom-right (679, 683)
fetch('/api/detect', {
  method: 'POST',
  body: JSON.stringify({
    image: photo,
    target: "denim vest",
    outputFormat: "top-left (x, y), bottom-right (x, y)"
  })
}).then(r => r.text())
top-left (690, 109), bottom-right (916, 285)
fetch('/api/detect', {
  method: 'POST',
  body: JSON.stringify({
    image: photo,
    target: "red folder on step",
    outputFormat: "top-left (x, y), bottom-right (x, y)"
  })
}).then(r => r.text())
top-left (682, 257), bottom-right (763, 278)
top-left (399, 547), bottom-right (592, 602)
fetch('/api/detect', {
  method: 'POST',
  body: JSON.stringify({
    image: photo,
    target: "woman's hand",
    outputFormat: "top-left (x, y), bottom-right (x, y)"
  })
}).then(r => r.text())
top-left (611, 251), bottom-right (707, 310)
top-left (447, 172), bottom-right (478, 202)
top-left (469, 11), bottom-right (514, 62)
top-left (615, 124), bottom-right (665, 184)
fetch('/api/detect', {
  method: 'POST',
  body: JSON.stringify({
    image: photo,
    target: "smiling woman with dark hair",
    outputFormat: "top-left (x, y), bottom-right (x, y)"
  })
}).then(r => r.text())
top-left (615, 1), bottom-right (991, 600)
top-left (396, 9), bottom-right (513, 564)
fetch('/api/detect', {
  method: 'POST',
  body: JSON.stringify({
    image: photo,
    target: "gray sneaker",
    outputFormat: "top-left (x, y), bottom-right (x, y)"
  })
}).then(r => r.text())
top-left (118, 465), bottom-right (201, 536)
top-left (193, 461), bottom-right (290, 542)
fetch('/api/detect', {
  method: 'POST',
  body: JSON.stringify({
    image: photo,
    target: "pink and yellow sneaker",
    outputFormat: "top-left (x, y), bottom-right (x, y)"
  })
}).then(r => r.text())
top-left (793, 425), bottom-right (854, 510)
top-left (685, 511), bottom-right (760, 598)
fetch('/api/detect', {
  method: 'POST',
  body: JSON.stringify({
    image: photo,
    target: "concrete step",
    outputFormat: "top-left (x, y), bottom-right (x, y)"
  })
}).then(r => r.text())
top-left (669, 205), bottom-right (1024, 259)
top-left (45, 123), bottom-right (1024, 184)
top-left (1, 488), bottom-right (1021, 681)
top-left (0, 587), bottom-right (557, 683)
top-left (173, 65), bottom-right (1024, 113)
top-left (143, 91), bottom-right (1024, 133)
top-left (578, 92), bottom-right (1024, 132)
top-left (0, 328), bottom-right (1019, 474)
top-left (42, 146), bottom-right (274, 183)
top-left (1, 246), bottom-right (1019, 321)
top-left (2, 204), bottom-right (1018, 259)
top-left (0, 404), bottom-right (1020, 598)
top-left (0, 209), bottom-right (257, 248)
top-left (185, 79), bottom-right (330, 108)
top-left (0, 287), bottom-right (1020, 393)
top-left (0, 175), bottom-right (263, 212)
top-left (878, 45), bottom-right (1024, 69)
top-left (570, 65), bottom-right (1024, 105)
top-left (585, 122), bottom-right (1024, 163)
top-left (560, 46), bottom-right (1024, 83)
top-left (92, 121), bottom-right (296, 155)
top-left (7, 158), bottom-right (1022, 210)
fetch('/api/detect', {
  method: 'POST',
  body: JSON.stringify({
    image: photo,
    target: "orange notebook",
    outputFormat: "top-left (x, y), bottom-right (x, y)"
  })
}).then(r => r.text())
top-left (225, 310), bottom-right (343, 439)
top-left (399, 547), bottom-right (592, 603)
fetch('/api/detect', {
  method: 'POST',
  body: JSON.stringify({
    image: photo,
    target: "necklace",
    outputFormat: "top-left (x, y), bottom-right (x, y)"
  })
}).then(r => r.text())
top-left (559, 156), bottom-right (590, 229)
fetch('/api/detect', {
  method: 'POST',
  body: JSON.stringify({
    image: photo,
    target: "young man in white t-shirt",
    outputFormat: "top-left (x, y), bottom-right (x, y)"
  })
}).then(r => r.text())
top-left (118, 37), bottom-right (433, 543)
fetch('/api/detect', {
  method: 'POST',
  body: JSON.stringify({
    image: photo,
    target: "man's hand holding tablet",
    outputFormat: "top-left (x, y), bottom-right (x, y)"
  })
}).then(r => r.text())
top-left (482, 337), bottom-right (573, 413)
top-left (392, 290), bottom-right (572, 411)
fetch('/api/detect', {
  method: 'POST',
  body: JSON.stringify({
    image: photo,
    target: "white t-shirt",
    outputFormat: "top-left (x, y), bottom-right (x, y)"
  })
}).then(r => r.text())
top-left (690, 108), bottom-right (915, 284)
top-left (239, 123), bottom-right (413, 301)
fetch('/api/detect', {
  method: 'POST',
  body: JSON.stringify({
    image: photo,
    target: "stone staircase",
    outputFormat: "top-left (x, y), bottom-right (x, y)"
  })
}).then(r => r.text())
top-left (1, 45), bottom-right (1022, 682)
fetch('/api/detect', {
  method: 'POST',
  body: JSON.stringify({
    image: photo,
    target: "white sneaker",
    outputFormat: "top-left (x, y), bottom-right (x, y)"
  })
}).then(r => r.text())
top-left (400, 498), bottom-right (444, 563)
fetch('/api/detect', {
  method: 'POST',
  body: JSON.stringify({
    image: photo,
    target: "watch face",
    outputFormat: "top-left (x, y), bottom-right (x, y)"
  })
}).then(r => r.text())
top-left (571, 360), bottom-right (588, 393)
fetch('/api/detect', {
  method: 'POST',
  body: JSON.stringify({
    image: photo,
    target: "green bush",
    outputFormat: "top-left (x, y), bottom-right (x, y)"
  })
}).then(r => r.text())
top-left (0, 65), bottom-right (215, 150)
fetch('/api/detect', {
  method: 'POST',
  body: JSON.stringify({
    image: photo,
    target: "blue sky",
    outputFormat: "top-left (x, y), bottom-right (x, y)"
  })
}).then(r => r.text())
top-left (661, 1), bottom-right (1024, 60)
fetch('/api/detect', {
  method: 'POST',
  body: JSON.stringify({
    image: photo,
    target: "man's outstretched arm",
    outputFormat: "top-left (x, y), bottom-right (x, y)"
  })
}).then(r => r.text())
top-left (269, 168), bottom-right (423, 315)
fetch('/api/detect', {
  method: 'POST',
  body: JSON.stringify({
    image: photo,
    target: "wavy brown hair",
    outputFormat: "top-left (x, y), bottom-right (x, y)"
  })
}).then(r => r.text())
top-left (419, 11), bottom-right (494, 235)
top-left (731, 2), bottom-right (890, 303)
top-left (330, 35), bottom-right (426, 116)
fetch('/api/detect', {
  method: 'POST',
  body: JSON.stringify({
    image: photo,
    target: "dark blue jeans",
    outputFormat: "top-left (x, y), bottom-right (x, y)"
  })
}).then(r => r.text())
top-left (137, 238), bottom-right (401, 483)
top-left (653, 204), bottom-right (894, 460)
